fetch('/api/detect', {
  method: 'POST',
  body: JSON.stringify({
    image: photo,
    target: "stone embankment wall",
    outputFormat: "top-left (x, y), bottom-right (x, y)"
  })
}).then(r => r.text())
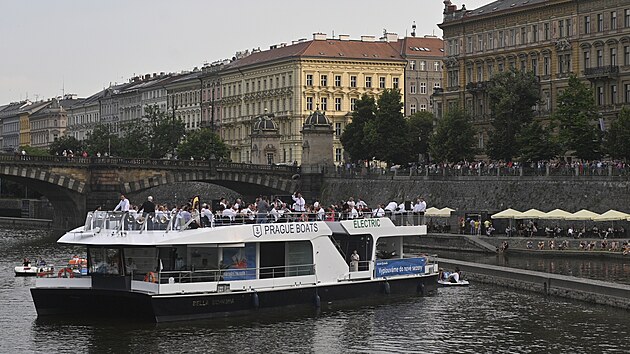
top-left (126, 182), bottom-right (241, 207)
top-left (320, 177), bottom-right (630, 214)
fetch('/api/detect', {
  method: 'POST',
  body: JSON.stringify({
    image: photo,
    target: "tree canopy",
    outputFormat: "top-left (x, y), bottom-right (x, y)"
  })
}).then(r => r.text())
top-left (605, 107), bottom-right (630, 161)
top-left (486, 70), bottom-right (541, 161)
top-left (429, 108), bottom-right (476, 162)
top-left (177, 128), bottom-right (230, 161)
top-left (340, 94), bottom-right (376, 161)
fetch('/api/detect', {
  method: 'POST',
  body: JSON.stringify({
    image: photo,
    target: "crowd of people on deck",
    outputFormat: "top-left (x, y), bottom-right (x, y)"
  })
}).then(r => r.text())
top-left (106, 193), bottom-right (430, 230)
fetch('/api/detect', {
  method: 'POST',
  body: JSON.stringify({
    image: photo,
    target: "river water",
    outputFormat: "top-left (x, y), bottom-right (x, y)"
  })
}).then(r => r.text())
top-left (2, 228), bottom-right (629, 353)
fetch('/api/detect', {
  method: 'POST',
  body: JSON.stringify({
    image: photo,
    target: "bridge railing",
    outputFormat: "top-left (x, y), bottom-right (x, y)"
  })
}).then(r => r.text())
top-left (0, 155), bottom-right (300, 174)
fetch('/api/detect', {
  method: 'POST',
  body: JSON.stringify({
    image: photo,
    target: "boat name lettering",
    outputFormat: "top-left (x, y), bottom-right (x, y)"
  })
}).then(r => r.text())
top-left (352, 219), bottom-right (380, 229)
top-left (212, 298), bottom-right (235, 305)
top-left (252, 223), bottom-right (318, 237)
top-left (192, 300), bottom-right (208, 307)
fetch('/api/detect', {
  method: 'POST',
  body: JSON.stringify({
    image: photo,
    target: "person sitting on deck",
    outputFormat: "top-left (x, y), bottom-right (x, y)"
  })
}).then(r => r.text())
top-left (438, 269), bottom-right (450, 281)
top-left (448, 267), bottom-right (462, 283)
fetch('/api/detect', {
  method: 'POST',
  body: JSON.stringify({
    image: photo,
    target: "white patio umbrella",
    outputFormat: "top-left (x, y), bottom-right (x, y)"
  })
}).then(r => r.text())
top-left (491, 208), bottom-right (523, 231)
top-left (593, 209), bottom-right (630, 222)
top-left (540, 208), bottom-right (573, 220)
top-left (520, 208), bottom-right (546, 219)
top-left (424, 207), bottom-right (441, 217)
top-left (435, 207), bottom-right (454, 218)
top-left (570, 209), bottom-right (600, 221)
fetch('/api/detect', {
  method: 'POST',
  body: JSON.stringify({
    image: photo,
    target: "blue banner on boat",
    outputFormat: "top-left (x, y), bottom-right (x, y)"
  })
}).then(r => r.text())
top-left (375, 257), bottom-right (426, 278)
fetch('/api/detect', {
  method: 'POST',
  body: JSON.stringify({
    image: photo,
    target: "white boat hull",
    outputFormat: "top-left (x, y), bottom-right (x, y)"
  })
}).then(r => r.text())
top-left (15, 265), bottom-right (54, 276)
top-left (438, 279), bottom-right (469, 287)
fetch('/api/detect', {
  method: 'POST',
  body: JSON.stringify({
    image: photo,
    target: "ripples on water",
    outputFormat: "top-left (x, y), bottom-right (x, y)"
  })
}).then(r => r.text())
top-left (1, 229), bottom-right (629, 353)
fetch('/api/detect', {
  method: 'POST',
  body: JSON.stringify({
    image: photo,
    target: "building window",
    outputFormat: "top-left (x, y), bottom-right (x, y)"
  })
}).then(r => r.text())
top-left (625, 84), bottom-right (630, 103)
top-left (487, 32), bottom-right (494, 49)
top-left (419, 61), bottom-right (426, 71)
top-left (567, 19), bottom-right (573, 36)
top-left (625, 46), bottom-right (630, 65)
top-left (410, 83), bottom-right (417, 94)
top-left (559, 20), bottom-right (565, 38)
top-left (544, 23), bottom-right (550, 40)
top-left (409, 60), bottom-right (416, 70)
top-left (477, 65), bottom-right (483, 81)
top-left (467, 36), bottom-right (473, 53)
top-left (365, 77), bottom-right (372, 88)
top-left (321, 97), bottom-right (328, 111)
top-left (499, 30), bottom-right (505, 47)
top-left (478, 34), bottom-right (484, 51)
top-left (393, 77), bottom-right (399, 89)
top-left (611, 84), bottom-right (618, 104)
top-left (410, 104), bottom-right (417, 115)
top-left (306, 97), bottom-right (313, 111)
top-left (335, 148), bottom-right (342, 162)
top-left (335, 123), bottom-right (342, 136)
top-left (320, 75), bottom-right (327, 87)
top-left (350, 76), bottom-right (357, 87)
top-left (585, 16), bottom-right (591, 34)
top-left (306, 74), bottom-right (313, 86)
top-left (611, 48), bottom-right (617, 66)
top-left (420, 104), bottom-right (427, 112)
top-left (598, 14), bottom-right (604, 32)
top-left (334, 75), bottom-right (341, 87)
top-left (420, 82), bottom-right (427, 94)
top-left (626, 9), bottom-right (630, 27)
top-left (543, 57), bottom-right (550, 76)
top-left (531, 25), bottom-right (538, 42)
top-left (612, 11), bottom-right (618, 30)
top-left (379, 77), bottom-right (386, 89)
top-left (597, 49), bottom-right (604, 66)
top-left (531, 58), bottom-right (538, 74)
top-left (521, 27), bottom-right (527, 44)
top-left (335, 97), bottom-right (342, 111)
top-left (434, 61), bottom-right (440, 71)
top-left (598, 86), bottom-right (604, 105)
top-left (509, 29), bottom-right (516, 46)
top-left (350, 98), bottom-right (357, 111)
top-left (434, 82), bottom-right (441, 89)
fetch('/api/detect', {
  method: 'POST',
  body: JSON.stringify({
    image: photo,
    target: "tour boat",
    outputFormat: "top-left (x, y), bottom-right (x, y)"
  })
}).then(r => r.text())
top-left (31, 211), bottom-right (438, 322)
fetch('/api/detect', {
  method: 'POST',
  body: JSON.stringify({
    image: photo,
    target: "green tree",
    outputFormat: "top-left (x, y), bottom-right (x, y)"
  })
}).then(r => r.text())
top-left (340, 94), bottom-right (376, 161)
top-left (486, 70), bottom-right (541, 161)
top-left (48, 136), bottom-right (83, 156)
top-left (83, 123), bottom-right (120, 156)
top-left (118, 121), bottom-right (151, 158)
top-left (554, 76), bottom-right (603, 160)
top-left (517, 121), bottom-right (560, 162)
top-left (177, 128), bottom-right (229, 160)
top-left (407, 111), bottom-right (434, 163)
top-left (429, 108), bottom-right (476, 162)
top-left (364, 89), bottom-right (409, 164)
top-left (605, 107), bottom-right (630, 160)
top-left (144, 105), bottom-right (186, 158)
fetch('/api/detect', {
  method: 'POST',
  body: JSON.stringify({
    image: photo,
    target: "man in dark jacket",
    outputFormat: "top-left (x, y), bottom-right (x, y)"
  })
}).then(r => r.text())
top-left (139, 196), bottom-right (156, 229)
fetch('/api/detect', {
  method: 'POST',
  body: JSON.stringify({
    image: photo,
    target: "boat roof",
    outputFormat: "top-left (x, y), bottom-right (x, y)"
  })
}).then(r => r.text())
top-left (58, 217), bottom-right (426, 247)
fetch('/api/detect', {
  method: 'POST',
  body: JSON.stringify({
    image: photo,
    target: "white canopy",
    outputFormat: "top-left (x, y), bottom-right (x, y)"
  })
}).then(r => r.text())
top-left (520, 208), bottom-right (547, 219)
top-left (570, 209), bottom-right (600, 221)
top-left (491, 208), bottom-right (523, 219)
top-left (593, 209), bottom-right (630, 222)
top-left (540, 208), bottom-right (573, 220)
top-left (424, 207), bottom-right (441, 217)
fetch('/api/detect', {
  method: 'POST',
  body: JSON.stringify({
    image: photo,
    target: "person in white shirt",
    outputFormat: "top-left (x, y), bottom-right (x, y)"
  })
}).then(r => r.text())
top-left (347, 197), bottom-right (356, 210)
top-left (385, 201), bottom-right (398, 213)
top-left (412, 197), bottom-right (427, 225)
top-left (292, 192), bottom-right (306, 212)
top-left (356, 198), bottom-right (367, 211)
top-left (201, 204), bottom-right (214, 227)
top-left (373, 204), bottom-right (385, 217)
top-left (349, 206), bottom-right (359, 219)
top-left (222, 205), bottom-right (237, 221)
top-left (316, 205), bottom-right (326, 220)
top-left (270, 204), bottom-right (281, 222)
top-left (114, 194), bottom-right (130, 212)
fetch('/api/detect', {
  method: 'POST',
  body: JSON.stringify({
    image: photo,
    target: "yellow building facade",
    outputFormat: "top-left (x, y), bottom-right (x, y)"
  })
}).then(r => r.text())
top-left (219, 34), bottom-right (406, 165)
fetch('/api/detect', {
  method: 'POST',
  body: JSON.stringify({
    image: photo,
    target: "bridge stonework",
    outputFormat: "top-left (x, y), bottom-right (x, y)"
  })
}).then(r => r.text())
top-left (0, 156), bottom-right (303, 229)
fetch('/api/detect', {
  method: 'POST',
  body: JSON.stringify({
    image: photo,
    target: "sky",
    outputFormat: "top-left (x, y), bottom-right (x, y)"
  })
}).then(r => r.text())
top-left (0, 0), bottom-right (490, 104)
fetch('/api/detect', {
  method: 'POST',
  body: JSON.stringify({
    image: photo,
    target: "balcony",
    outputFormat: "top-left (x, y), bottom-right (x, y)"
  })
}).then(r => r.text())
top-left (465, 81), bottom-right (489, 93)
top-left (584, 65), bottom-right (619, 80)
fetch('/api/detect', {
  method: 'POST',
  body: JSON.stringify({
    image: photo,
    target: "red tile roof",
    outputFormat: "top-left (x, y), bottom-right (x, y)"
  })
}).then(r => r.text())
top-left (392, 37), bottom-right (445, 58)
top-left (226, 39), bottom-right (406, 70)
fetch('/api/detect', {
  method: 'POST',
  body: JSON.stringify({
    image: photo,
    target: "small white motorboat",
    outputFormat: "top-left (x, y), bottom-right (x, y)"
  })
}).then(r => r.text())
top-left (438, 279), bottom-right (470, 286)
top-left (15, 264), bottom-right (54, 276)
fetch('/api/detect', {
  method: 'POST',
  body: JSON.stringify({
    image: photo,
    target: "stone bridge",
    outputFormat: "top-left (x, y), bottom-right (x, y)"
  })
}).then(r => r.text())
top-left (0, 155), bottom-right (303, 229)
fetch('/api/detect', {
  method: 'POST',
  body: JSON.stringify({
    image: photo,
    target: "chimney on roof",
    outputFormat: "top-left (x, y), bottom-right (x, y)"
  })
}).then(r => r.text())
top-left (412, 22), bottom-right (417, 37)
top-left (338, 34), bottom-right (350, 41)
top-left (361, 35), bottom-right (376, 42)
top-left (313, 33), bottom-right (327, 41)
top-left (380, 33), bottom-right (398, 42)
top-left (144, 74), bottom-right (151, 80)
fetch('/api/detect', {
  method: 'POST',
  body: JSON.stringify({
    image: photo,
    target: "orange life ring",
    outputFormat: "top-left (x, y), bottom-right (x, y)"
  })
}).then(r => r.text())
top-left (144, 272), bottom-right (158, 283)
top-left (57, 267), bottom-right (74, 278)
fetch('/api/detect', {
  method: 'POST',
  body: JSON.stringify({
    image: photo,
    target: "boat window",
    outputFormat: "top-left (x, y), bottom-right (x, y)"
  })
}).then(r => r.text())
top-left (158, 246), bottom-right (186, 271)
top-left (376, 236), bottom-right (403, 260)
top-left (259, 242), bottom-right (286, 279)
top-left (286, 241), bottom-right (313, 276)
top-left (123, 248), bottom-right (158, 279)
top-left (88, 247), bottom-right (123, 275)
top-left (329, 233), bottom-right (373, 270)
top-left (190, 247), bottom-right (220, 271)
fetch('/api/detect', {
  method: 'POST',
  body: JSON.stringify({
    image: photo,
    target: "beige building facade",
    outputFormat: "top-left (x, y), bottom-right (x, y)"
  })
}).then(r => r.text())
top-left (218, 33), bottom-right (406, 165)
top-left (438, 0), bottom-right (630, 151)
